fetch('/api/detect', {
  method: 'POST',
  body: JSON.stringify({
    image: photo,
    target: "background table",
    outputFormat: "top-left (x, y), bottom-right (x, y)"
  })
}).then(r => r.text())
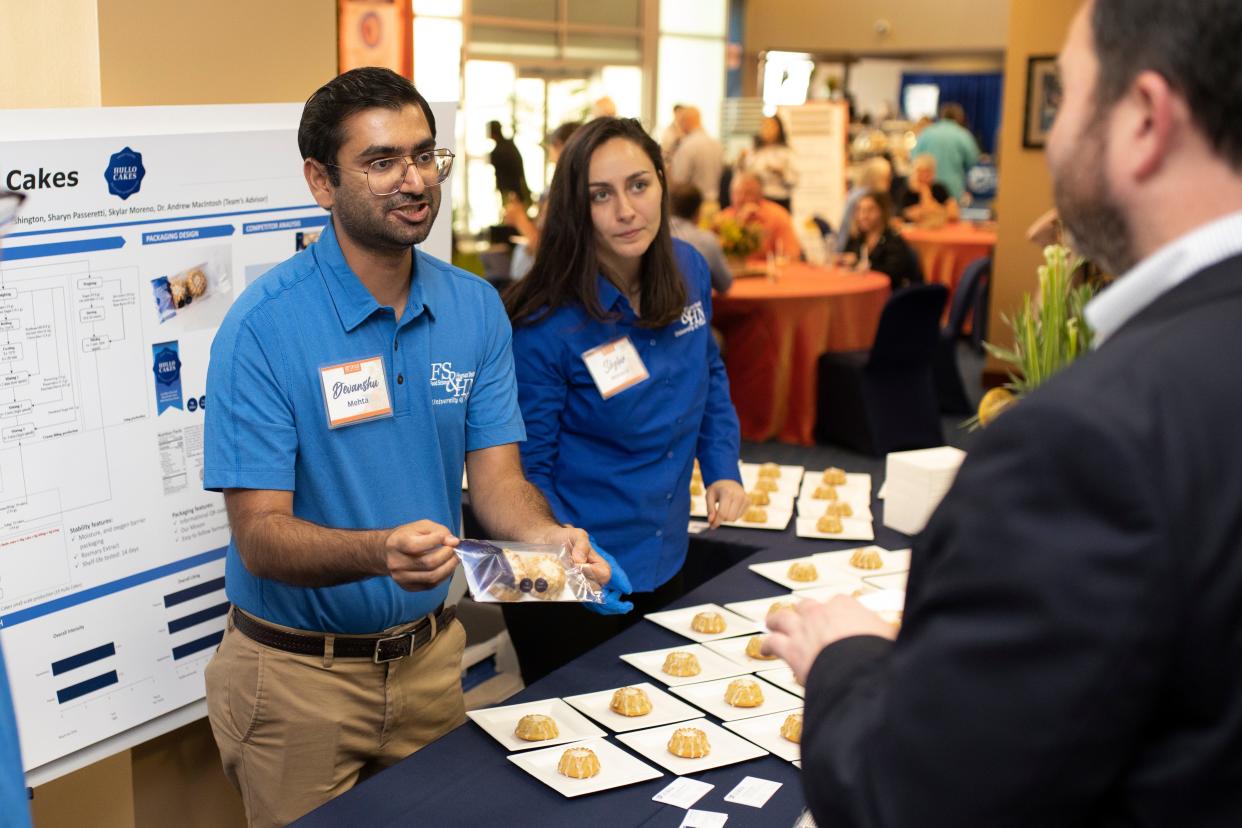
top-left (296, 444), bottom-right (924, 828)
top-left (712, 264), bottom-right (891, 446)
top-left (901, 222), bottom-right (996, 295)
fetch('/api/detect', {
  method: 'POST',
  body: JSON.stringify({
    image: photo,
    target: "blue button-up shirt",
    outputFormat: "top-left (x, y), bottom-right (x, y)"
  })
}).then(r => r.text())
top-left (511, 240), bottom-right (741, 592)
top-left (204, 221), bottom-right (525, 633)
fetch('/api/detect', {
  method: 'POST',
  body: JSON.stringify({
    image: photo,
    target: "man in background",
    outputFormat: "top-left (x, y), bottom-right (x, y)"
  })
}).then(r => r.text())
top-left (767, 0), bottom-right (1242, 824)
top-left (668, 106), bottom-right (724, 211)
top-left (669, 183), bottom-right (733, 293)
top-left (488, 119), bottom-right (530, 206)
top-left (911, 102), bottom-right (979, 200)
top-left (720, 172), bottom-right (802, 261)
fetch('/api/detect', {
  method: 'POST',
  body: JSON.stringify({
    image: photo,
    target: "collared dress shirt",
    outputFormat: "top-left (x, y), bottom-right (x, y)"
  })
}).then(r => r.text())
top-left (204, 220), bottom-right (525, 633)
top-left (511, 240), bottom-right (741, 592)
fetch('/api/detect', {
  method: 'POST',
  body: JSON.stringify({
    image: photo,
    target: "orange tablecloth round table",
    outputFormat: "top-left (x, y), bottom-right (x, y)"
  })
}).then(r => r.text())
top-left (901, 222), bottom-right (997, 293)
top-left (712, 263), bottom-right (891, 445)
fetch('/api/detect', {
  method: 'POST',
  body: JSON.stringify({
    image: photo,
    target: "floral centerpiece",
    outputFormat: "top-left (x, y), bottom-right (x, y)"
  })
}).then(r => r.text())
top-left (714, 214), bottom-right (764, 261)
top-left (975, 244), bottom-right (1098, 426)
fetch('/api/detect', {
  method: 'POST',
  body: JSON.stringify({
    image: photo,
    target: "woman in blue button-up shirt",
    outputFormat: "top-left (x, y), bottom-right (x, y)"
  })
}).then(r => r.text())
top-left (501, 117), bottom-right (746, 683)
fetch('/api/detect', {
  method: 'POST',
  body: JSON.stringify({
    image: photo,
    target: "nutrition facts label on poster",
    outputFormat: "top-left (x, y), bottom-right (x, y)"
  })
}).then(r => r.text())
top-left (0, 103), bottom-right (461, 777)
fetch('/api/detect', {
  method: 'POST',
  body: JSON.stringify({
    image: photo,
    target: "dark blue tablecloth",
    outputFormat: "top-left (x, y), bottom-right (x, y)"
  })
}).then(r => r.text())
top-left (296, 478), bottom-right (914, 828)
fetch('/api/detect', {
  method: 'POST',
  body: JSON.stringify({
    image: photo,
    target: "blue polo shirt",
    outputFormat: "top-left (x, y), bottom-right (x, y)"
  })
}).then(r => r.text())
top-left (512, 240), bottom-right (741, 592)
top-left (204, 221), bottom-right (525, 633)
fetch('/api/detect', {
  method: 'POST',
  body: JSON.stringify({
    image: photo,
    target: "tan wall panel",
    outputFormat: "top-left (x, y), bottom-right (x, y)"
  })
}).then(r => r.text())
top-left (0, 0), bottom-right (102, 108)
top-left (745, 0), bottom-right (1008, 55)
top-left (988, 0), bottom-right (1081, 357)
top-left (131, 718), bottom-right (245, 828)
top-left (31, 750), bottom-right (133, 828)
top-left (97, 0), bottom-right (338, 106)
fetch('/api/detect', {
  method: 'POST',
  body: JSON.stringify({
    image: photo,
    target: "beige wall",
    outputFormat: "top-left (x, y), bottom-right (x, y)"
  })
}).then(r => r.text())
top-left (0, 0), bottom-right (102, 108)
top-left (988, 0), bottom-right (1081, 360)
top-left (97, 0), bottom-right (337, 105)
top-left (745, 0), bottom-right (1008, 55)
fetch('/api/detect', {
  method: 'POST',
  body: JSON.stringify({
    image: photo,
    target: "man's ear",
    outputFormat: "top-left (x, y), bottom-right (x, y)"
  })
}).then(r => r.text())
top-left (1121, 70), bottom-right (1177, 183)
top-left (304, 158), bottom-right (335, 210)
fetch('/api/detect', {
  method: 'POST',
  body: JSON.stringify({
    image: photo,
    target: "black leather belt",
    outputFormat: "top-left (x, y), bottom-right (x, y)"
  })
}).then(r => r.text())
top-left (233, 604), bottom-right (455, 664)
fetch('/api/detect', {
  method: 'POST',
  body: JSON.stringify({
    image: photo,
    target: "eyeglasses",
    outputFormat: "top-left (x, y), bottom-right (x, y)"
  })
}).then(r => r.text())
top-left (0, 190), bottom-right (26, 239)
top-left (326, 149), bottom-right (455, 196)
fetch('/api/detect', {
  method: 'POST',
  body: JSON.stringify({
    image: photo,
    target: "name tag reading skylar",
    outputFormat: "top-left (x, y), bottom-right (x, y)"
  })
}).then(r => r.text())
top-left (319, 356), bottom-right (393, 428)
top-left (582, 336), bottom-right (650, 400)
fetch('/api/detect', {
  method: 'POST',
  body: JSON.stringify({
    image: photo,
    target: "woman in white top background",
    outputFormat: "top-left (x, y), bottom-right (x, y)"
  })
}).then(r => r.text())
top-left (738, 115), bottom-right (798, 212)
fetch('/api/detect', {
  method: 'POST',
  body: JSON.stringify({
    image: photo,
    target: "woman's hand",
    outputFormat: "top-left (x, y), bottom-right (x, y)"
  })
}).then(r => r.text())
top-left (705, 479), bottom-right (747, 528)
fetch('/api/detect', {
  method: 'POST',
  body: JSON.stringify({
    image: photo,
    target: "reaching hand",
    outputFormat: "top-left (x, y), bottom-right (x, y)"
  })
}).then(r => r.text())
top-left (705, 479), bottom-right (747, 529)
top-left (762, 594), bottom-right (898, 685)
top-left (539, 524), bottom-right (611, 586)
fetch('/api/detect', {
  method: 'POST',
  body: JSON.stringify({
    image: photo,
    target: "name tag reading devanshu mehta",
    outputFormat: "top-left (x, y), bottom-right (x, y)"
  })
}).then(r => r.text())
top-left (319, 356), bottom-right (393, 428)
top-left (582, 337), bottom-right (650, 400)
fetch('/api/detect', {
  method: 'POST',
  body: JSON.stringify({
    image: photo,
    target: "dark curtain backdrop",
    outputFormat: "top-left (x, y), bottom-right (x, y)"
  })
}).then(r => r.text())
top-left (899, 72), bottom-right (1004, 155)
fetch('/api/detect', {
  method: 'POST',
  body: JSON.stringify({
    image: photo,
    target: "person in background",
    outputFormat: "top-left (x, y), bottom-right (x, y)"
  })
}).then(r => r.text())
top-left (766, 0), bottom-right (1242, 823)
top-left (202, 68), bottom-right (610, 826)
top-left (0, 190), bottom-right (33, 828)
top-left (502, 117), bottom-right (746, 684)
top-left (590, 96), bottom-right (617, 119)
top-left (504, 120), bottom-right (581, 263)
top-left (670, 183), bottom-right (734, 293)
top-left (835, 156), bottom-right (893, 253)
top-left (899, 154), bottom-right (961, 224)
top-left (668, 106), bottom-right (724, 210)
top-left (911, 102), bottom-right (980, 201)
top-left (488, 119), bottom-right (530, 206)
top-left (839, 192), bottom-right (923, 290)
top-left (720, 172), bottom-right (803, 261)
top-left (659, 103), bottom-right (686, 164)
top-left (738, 115), bottom-right (798, 213)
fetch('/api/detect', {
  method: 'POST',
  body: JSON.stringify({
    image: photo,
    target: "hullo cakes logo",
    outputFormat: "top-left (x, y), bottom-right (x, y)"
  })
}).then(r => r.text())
top-left (105, 146), bottom-right (145, 200)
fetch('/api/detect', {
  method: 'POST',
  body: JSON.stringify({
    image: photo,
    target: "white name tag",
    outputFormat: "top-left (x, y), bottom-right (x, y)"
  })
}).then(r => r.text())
top-left (581, 336), bottom-right (650, 400)
top-left (319, 355), bottom-right (393, 429)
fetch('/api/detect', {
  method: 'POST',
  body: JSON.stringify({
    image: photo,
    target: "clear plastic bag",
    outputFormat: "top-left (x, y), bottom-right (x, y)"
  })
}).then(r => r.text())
top-left (455, 540), bottom-right (603, 604)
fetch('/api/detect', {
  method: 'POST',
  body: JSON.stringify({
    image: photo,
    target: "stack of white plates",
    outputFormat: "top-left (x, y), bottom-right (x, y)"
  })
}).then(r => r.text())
top-left (881, 447), bottom-right (965, 535)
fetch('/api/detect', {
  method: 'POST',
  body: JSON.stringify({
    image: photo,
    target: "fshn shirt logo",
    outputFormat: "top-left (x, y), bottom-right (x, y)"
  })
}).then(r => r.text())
top-left (430, 361), bottom-right (475, 405)
top-left (674, 301), bottom-right (707, 337)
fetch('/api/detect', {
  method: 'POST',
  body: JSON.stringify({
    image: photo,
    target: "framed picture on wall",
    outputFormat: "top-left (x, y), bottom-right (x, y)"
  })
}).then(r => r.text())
top-left (338, 0), bottom-right (412, 76)
top-left (1023, 55), bottom-right (1062, 149)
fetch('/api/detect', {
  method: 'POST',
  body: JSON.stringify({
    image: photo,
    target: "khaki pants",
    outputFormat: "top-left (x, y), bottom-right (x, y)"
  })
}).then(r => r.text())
top-left (204, 609), bottom-right (467, 828)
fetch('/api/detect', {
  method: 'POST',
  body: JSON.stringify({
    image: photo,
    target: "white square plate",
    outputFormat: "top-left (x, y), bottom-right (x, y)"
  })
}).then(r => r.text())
top-left (864, 570), bottom-right (909, 591)
top-left (702, 634), bottom-right (786, 672)
top-left (562, 682), bottom-right (705, 733)
top-left (723, 708), bottom-right (803, 762)
top-left (616, 718), bottom-right (769, 775)
top-left (691, 492), bottom-right (795, 515)
top-left (506, 737), bottom-right (663, 798)
top-left (466, 698), bottom-right (606, 752)
top-left (723, 594), bottom-right (803, 623)
top-left (748, 557), bottom-right (866, 592)
top-left (799, 471), bottom-right (872, 500)
top-left (794, 582), bottom-right (876, 603)
top-left (815, 546), bottom-right (911, 578)
top-left (644, 603), bottom-right (765, 643)
top-left (721, 508), bottom-right (793, 531)
top-left (620, 643), bottom-right (753, 687)
top-left (795, 497), bottom-right (873, 521)
top-left (738, 464), bottom-right (803, 498)
top-left (668, 675), bottom-right (802, 722)
top-left (756, 667), bottom-right (805, 699)
top-left (739, 461), bottom-right (805, 481)
top-left (794, 517), bottom-right (875, 541)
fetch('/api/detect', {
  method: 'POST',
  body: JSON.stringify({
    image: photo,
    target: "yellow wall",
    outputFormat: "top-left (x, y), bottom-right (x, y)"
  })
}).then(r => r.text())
top-left (96, 0), bottom-right (337, 106)
top-left (988, 0), bottom-right (1081, 358)
top-left (0, 0), bottom-right (102, 108)
top-left (745, 0), bottom-right (1008, 54)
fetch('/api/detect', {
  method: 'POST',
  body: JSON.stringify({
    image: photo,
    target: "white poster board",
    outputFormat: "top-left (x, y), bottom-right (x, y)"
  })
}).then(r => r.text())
top-left (0, 102), bottom-right (454, 784)
top-left (778, 102), bottom-right (849, 233)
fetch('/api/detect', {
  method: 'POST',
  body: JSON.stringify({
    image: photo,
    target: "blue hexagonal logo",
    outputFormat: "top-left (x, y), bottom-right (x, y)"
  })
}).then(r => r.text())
top-left (105, 146), bottom-right (145, 200)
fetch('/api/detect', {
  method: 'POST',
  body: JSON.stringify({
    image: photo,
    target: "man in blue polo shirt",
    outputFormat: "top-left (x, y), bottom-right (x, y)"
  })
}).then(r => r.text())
top-left (202, 68), bottom-right (611, 827)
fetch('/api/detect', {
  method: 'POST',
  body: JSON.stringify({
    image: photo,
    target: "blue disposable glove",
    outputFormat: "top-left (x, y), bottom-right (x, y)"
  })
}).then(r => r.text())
top-left (582, 535), bottom-right (634, 615)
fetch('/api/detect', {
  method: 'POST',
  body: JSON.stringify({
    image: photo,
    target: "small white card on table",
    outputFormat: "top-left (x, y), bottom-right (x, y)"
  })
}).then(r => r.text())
top-left (723, 775), bottom-right (783, 807)
top-left (653, 777), bottom-right (714, 809)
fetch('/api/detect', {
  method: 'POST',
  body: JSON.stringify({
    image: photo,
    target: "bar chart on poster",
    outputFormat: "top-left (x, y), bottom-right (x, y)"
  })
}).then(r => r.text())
top-left (0, 103), bottom-right (455, 780)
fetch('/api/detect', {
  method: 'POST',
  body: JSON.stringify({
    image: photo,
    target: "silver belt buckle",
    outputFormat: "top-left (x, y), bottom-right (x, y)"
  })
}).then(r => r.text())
top-left (373, 632), bottom-right (413, 664)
